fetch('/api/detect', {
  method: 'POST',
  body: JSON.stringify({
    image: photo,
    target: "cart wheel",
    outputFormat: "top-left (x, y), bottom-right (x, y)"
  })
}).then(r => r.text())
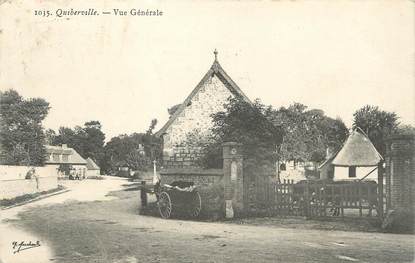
top-left (189, 191), bottom-right (202, 218)
top-left (158, 191), bottom-right (172, 219)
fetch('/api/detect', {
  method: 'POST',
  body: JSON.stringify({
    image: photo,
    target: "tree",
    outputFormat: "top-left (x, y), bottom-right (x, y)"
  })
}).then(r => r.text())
top-left (52, 126), bottom-right (84, 155)
top-left (304, 110), bottom-right (348, 162)
top-left (0, 89), bottom-right (50, 165)
top-left (270, 103), bottom-right (348, 163)
top-left (396, 124), bottom-right (415, 136)
top-left (353, 105), bottom-right (399, 156)
top-left (45, 129), bottom-right (56, 145)
top-left (142, 119), bottom-right (162, 161)
top-left (197, 97), bottom-right (283, 174)
top-left (102, 134), bottom-right (135, 173)
top-left (101, 119), bottom-right (162, 174)
top-left (125, 150), bottom-right (149, 171)
top-left (269, 103), bottom-right (310, 162)
top-left (82, 121), bottom-right (105, 163)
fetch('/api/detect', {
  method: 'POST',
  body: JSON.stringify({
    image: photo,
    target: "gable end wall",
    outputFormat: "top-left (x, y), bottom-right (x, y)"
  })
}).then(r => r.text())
top-left (162, 74), bottom-right (234, 168)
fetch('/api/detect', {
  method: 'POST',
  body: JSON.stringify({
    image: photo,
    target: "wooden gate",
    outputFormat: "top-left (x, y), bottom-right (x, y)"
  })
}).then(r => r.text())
top-left (244, 176), bottom-right (380, 218)
top-left (243, 174), bottom-right (275, 216)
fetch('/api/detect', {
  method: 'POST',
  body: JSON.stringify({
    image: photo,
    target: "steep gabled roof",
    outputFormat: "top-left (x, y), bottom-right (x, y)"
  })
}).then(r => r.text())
top-left (86, 157), bottom-right (100, 170)
top-left (332, 128), bottom-right (383, 167)
top-left (45, 145), bottom-right (87, 165)
top-left (155, 55), bottom-right (251, 137)
top-left (70, 150), bottom-right (88, 165)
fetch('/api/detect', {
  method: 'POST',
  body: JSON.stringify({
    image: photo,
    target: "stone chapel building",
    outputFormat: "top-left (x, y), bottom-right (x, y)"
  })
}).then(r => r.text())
top-left (156, 51), bottom-right (251, 169)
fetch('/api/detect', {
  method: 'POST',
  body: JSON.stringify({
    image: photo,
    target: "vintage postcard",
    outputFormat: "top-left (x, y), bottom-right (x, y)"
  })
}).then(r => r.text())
top-left (0, 0), bottom-right (414, 262)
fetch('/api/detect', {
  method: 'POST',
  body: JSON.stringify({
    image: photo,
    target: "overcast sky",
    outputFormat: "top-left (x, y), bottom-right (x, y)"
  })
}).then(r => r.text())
top-left (0, 0), bottom-right (414, 140)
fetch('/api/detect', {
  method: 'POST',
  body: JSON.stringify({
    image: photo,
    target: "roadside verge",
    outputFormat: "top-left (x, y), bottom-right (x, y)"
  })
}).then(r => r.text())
top-left (1, 186), bottom-right (70, 210)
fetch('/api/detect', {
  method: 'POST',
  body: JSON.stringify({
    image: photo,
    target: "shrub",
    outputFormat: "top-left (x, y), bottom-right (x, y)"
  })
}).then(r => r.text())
top-left (195, 97), bottom-right (283, 173)
top-left (382, 208), bottom-right (414, 234)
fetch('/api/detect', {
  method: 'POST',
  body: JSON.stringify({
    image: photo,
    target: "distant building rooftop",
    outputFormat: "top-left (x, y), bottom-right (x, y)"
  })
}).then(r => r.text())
top-left (332, 128), bottom-right (383, 167)
top-left (45, 144), bottom-right (87, 165)
top-left (86, 157), bottom-right (100, 170)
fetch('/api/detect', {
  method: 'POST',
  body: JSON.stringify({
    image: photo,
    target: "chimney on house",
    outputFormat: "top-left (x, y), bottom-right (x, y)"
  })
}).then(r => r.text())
top-left (62, 144), bottom-right (67, 148)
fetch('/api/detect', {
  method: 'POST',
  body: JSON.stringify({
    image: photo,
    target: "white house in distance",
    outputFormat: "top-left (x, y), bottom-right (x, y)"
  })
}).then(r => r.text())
top-left (86, 157), bottom-right (100, 177)
top-left (45, 144), bottom-right (87, 178)
top-left (319, 129), bottom-right (383, 182)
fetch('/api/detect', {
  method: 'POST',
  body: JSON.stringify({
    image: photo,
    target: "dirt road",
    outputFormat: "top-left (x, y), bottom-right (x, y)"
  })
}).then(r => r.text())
top-left (0, 177), bottom-right (126, 263)
top-left (1, 177), bottom-right (413, 263)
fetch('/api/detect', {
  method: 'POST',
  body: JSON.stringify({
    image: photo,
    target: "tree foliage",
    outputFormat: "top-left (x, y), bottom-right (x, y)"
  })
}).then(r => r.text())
top-left (396, 124), bottom-right (415, 136)
top-left (82, 121), bottom-right (105, 162)
top-left (197, 98), bottom-right (283, 174)
top-left (353, 105), bottom-right (399, 156)
top-left (45, 128), bottom-right (56, 145)
top-left (270, 103), bottom-right (348, 163)
top-left (101, 119), bottom-right (162, 173)
top-left (196, 99), bottom-right (348, 172)
top-left (0, 90), bottom-right (50, 166)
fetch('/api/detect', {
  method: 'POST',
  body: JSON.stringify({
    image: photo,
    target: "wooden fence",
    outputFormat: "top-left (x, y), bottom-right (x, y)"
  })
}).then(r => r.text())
top-left (244, 177), bottom-right (380, 218)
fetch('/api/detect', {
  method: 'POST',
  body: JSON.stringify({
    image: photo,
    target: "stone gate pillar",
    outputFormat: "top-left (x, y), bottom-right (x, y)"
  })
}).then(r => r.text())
top-left (385, 135), bottom-right (415, 212)
top-left (222, 142), bottom-right (243, 218)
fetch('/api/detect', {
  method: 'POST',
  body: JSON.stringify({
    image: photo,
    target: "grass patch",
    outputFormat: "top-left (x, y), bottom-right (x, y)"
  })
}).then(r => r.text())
top-left (0, 185), bottom-right (65, 207)
top-left (228, 216), bottom-right (383, 233)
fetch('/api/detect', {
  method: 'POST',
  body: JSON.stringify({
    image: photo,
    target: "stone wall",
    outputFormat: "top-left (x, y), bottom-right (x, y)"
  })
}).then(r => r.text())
top-left (0, 177), bottom-right (58, 200)
top-left (0, 165), bottom-right (57, 180)
top-left (162, 74), bottom-right (234, 168)
top-left (162, 145), bottom-right (204, 169)
top-left (160, 168), bottom-right (223, 187)
top-left (0, 165), bottom-right (58, 200)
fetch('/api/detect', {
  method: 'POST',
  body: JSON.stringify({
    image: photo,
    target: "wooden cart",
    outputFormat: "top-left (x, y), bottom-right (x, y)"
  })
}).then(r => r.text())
top-left (156, 181), bottom-right (202, 219)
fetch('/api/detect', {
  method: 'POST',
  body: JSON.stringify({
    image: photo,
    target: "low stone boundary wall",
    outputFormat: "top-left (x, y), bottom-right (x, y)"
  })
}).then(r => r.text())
top-left (0, 165), bottom-right (58, 200)
top-left (0, 176), bottom-right (58, 200)
top-left (0, 165), bottom-right (57, 180)
top-left (159, 168), bottom-right (223, 186)
top-left (158, 168), bottom-right (224, 219)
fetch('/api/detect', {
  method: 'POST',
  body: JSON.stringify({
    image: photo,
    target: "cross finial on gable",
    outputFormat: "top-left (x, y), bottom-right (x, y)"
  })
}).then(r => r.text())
top-left (214, 49), bottom-right (218, 61)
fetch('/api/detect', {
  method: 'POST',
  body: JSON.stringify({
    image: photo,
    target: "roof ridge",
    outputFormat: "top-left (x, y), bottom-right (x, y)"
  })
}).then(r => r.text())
top-left (332, 128), bottom-right (383, 167)
top-left (86, 157), bottom-right (100, 169)
top-left (352, 127), bottom-right (383, 160)
top-left (155, 56), bottom-right (251, 137)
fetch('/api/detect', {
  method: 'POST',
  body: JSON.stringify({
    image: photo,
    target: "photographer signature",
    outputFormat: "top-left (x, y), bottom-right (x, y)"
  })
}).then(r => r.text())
top-left (12, 241), bottom-right (41, 254)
